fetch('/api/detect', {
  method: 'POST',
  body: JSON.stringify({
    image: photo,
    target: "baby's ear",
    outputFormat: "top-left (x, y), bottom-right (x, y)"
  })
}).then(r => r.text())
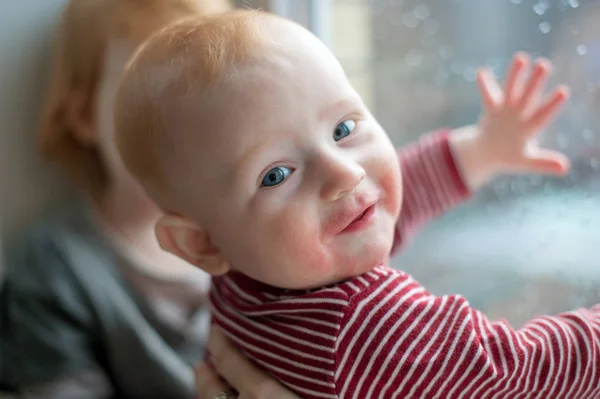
top-left (66, 89), bottom-right (97, 146)
top-left (155, 214), bottom-right (230, 276)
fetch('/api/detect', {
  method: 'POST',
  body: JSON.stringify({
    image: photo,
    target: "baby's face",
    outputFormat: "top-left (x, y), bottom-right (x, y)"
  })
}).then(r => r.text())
top-left (181, 23), bottom-right (402, 289)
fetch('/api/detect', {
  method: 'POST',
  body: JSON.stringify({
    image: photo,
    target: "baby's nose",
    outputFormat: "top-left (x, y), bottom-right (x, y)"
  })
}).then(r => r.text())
top-left (320, 158), bottom-right (366, 202)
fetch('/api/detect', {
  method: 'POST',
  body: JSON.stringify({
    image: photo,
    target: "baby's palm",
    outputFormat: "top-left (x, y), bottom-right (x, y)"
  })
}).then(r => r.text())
top-left (476, 52), bottom-right (570, 175)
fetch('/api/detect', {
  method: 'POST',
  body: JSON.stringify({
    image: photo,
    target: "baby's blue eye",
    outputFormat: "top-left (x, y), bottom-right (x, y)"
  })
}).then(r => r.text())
top-left (333, 120), bottom-right (356, 141)
top-left (261, 166), bottom-right (292, 187)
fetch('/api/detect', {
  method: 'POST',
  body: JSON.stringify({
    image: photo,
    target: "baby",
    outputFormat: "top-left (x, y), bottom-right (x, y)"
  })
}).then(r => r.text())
top-left (114, 10), bottom-right (600, 399)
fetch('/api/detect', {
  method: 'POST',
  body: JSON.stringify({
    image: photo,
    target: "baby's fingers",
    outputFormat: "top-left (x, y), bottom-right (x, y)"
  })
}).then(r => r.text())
top-left (517, 58), bottom-right (551, 112)
top-left (525, 86), bottom-right (569, 133)
top-left (524, 148), bottom-right (570, 175)
top-left (476, 68), bottom-right (502, 111)
top-left (504, 52), bottom-right (529, 105)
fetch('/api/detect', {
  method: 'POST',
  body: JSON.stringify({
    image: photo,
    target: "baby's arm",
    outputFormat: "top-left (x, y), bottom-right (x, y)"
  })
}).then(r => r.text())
top-left (394, 52), bottom-right (568, 250)
top-left (335, 272), bottom-right (600, 398)
top-left (392, 130), bottom-right (470, 252)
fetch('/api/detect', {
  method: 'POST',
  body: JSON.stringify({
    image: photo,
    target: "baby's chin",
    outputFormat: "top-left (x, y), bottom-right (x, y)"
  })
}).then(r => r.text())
top-left (329, 232), bottom-right (394, 282)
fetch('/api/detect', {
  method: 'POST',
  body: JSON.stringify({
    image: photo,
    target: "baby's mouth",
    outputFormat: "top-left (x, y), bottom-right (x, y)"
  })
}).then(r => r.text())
top-left (352, 209), bottom-right (368, 223)
top-left (340, 204), bottom-right (376, 234)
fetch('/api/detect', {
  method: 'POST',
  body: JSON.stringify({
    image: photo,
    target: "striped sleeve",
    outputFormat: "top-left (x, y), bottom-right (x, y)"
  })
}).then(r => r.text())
top-left (334, 273), bottom-right (600, 399)
top-left (392, 130), bottom-right (470, 252)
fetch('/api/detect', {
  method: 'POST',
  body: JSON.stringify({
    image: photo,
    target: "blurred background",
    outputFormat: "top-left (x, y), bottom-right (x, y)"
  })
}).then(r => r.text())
top-left (2, 0), bottom-right (600, 329)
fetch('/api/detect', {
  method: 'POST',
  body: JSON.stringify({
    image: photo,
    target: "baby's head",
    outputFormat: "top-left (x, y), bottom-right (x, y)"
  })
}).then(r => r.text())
top-left (40, 0), bottom-right (231, 199)
top-left (115, 10), bottom-right (403, 289)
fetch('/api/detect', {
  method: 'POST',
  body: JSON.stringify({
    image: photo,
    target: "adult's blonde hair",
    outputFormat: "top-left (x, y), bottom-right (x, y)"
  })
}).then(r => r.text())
top-left (39, 0), bottom-right (232, 197)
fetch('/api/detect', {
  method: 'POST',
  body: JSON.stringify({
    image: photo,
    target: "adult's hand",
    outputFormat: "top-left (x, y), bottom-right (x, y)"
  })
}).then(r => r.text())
top-left (196, 327), bottom-right (303, 399)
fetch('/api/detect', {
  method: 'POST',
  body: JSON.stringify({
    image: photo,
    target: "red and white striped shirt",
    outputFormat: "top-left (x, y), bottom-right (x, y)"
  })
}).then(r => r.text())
top-left (210, 131), bottom-right (600, 399)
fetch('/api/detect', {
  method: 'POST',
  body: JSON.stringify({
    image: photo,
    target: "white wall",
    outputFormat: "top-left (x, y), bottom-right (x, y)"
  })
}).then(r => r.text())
top-left (0, 0), bottom-right (71, 276)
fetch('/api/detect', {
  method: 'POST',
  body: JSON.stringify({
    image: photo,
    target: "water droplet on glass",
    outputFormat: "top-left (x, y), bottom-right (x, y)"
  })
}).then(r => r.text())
top-left (533, 4), bottom-right (545, 15)
top-left (463, 67), bottom-right (477, 82)
top-left (451, 61), bottom-right (463, 75)
top-left (405, 50), bottom-right (423, 67)
top-left (511, 0), bottom-right (522, 4)
top-left (569, 0), bottom-right (579, 8)
top-left (414, 4), bottom-right (430, 20)
top-left (577, 44), bottom-right (587, 55)
top-left (591, 158), bottom-right (600, 170)
top-left (402, 13), bottom-right (419, 28)
top-left (424, 18), bottom-right (440, 34)
top-left (539, 22), bottom-right (551, 34)
top-left (557, 135), bottom-right (568, 149)
top-left (539, 0), bottom-right (550, 9)
top-left (583, 129), bottom-right (594, 142)
top-left (438, 45), bottom-right (454, 60)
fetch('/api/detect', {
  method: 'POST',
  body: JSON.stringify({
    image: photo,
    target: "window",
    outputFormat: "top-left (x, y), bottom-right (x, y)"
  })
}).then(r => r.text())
top-left (279, 0), bottom-right (600, 326)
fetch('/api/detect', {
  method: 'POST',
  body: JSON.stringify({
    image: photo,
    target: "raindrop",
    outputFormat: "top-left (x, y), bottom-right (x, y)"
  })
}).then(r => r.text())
top-left (414, 4), bottom-right (430, 20)
top-left (568, 0), bottom-right (579, 8)
top-left (533, 4), bottom-right (545, 15)
top-left (510, 0), bottom-right (522, 4)
top-left (438, 45), bottom-right (454, 60)
top-left (450, 61), bottom-right (463, 75)
top-left (577, 44), bottom-right (587, 55)
top-left (405, 50), bottom-right (423, 67)
top-left (463, 67), bottom-right (477, 82)
top-left (402, 13), bottom-right (419, 28)
top-left (557, 135), bottom-right (568, 149)
top-left (539, 0), bottom-right (550, 9)
top-left (583, 129), bottom-right (594, 142)
top-left (539, 22), bottom-right (551, 34)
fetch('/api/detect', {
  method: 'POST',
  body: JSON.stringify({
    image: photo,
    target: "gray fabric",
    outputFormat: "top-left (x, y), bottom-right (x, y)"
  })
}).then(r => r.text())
top-left (20, 367), bottom-right (114, 399)
top-left (0, 202), bottom-right (210, 399)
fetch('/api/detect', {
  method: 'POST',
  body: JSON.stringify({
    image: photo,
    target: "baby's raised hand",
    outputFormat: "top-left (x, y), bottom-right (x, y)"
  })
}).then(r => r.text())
top-left (474, 52), bottom-right (570, 176)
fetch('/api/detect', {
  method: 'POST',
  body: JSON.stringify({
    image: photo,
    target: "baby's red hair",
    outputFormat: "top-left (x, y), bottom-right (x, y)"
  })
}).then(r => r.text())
top-left (115, 9), bottom-right (277, 207)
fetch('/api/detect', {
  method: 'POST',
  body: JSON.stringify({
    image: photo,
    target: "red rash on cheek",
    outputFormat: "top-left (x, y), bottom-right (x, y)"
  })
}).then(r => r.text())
top-left (275, 212), bottom-right (331, 270)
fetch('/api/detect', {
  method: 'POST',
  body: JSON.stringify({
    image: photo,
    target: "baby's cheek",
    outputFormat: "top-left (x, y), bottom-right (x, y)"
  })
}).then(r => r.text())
top-left (274, 212), bottom-right (332, 273)
top-left (379, 158), bottom-right (403, 219)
